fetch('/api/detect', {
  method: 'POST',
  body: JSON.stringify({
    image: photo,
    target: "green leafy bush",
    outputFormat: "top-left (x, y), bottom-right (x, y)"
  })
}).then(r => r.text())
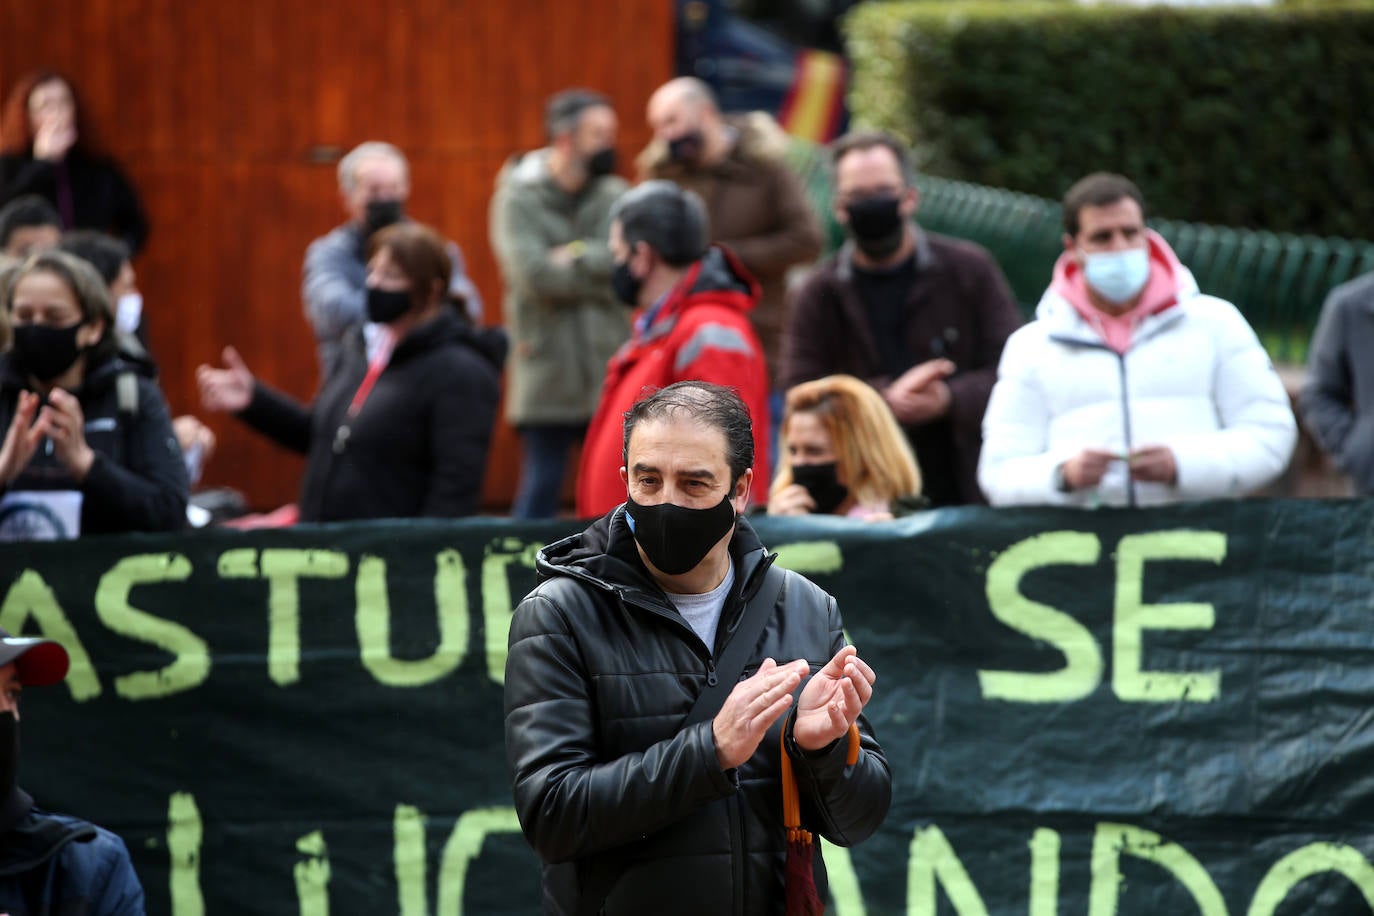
top-left (845, 1), bottom-right (1374, 238)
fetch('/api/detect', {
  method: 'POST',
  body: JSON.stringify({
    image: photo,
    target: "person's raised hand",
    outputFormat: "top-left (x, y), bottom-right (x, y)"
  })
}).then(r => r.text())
top-left (196, 347), bottom-right (254, 414)
top-left (0, 391), bottom-right (46, 485)
top-left (793, 645), bottom-right (876, 752)
top-left (42, 389), bottom-right (95, 480)
top-left (767, 483), bottom-right (816, 517)
top-left (712, 658), bottom-right (809, 770)
top-left (32, 114), bottom-right (76, 162)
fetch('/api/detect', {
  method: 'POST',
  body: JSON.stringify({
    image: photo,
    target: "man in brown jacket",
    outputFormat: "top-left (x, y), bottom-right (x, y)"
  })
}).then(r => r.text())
top-left (638, 77), bottom-right (822, 393)
top-left (780, 131), bottom-right (1022, 507)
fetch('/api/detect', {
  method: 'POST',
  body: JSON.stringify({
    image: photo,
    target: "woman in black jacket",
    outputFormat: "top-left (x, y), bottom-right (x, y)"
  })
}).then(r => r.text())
top-left (197, 222), bottom-right (503, 522)
top-left (0, 251), bottom-right (188, 536)
top-left (0, 71), bottom-right (149, 255)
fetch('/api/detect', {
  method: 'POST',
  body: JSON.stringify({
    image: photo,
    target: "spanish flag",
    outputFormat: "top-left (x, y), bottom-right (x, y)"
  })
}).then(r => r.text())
top-left (778, 49), bottom-right (847, 143)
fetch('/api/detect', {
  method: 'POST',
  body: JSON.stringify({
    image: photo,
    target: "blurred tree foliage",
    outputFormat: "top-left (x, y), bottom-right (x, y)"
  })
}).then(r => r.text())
top-left (845, 1), bottom-right (1372, 236)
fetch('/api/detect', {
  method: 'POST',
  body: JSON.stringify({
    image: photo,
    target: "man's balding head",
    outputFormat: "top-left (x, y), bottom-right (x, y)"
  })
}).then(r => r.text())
top-left (647, 78), bottom-right (724, 165)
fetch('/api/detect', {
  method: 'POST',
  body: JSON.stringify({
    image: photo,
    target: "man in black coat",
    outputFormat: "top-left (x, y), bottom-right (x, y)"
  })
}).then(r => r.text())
top-left (781, 130), bottom-right (1023, 508)
top-left (504, 381), bottom-right (890, 915)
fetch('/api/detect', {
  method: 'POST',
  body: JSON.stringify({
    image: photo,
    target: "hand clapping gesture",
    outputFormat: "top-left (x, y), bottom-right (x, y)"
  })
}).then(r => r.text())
top-left (711, 645), bottom-right (877, 769)
top-left (793, 645), bottom-right (876, 752)
top-left (40, 389), bottom-right (96, 480)
top-left (0, 389), bottom-right (97, 485)
top-left (0, 392), bottom-right (46, 485)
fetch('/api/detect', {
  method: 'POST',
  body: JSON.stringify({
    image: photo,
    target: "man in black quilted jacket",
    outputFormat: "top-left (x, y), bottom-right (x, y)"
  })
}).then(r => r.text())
top-left (504, 381), bottom-right (891, 915)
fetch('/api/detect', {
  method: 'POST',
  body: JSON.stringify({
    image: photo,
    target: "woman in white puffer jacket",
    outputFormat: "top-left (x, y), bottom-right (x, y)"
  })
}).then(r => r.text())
top-left (978, 174), bottom-right (1296, 508)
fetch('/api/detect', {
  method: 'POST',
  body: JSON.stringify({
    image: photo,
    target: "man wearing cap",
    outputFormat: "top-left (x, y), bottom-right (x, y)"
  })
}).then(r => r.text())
top-left (0, 628), bottom-right (145, 914)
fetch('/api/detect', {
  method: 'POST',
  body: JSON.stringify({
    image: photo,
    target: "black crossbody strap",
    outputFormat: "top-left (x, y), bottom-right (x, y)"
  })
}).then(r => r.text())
top-left (575, 558), bottom-right (788, 916)
top-left (686, 558), bottom-right (787, 726)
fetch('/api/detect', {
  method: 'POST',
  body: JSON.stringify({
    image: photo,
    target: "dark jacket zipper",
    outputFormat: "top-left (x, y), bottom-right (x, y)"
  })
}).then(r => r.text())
top-left (608, 554), bottom-right (775, 916)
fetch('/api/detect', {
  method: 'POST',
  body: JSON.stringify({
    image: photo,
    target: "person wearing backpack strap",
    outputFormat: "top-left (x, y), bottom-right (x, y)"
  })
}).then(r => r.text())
top-left (505, 381), bottom-right (891, 916)
top-left (0, 250), bottom-right (187, 535)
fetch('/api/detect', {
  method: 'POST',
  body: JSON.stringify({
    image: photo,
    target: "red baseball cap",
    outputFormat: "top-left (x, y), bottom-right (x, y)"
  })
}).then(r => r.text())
top-left (0, 628), bottom-right (69, 687)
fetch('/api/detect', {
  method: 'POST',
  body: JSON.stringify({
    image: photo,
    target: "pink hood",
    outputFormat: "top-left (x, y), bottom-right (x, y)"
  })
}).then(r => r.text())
top-left (1049, 229), bottom-right (1186, 354)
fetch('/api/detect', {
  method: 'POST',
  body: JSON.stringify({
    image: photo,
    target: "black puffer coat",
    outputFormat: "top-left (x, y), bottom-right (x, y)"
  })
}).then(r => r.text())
top-left (505, 508), bottom-right (891, 915)
top-left (237, 309), bottom-right (503, 522)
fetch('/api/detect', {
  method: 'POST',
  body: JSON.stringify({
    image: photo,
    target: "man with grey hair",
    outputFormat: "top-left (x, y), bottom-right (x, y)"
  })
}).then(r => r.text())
top-left (639, 77), bottom-right (822, 396)
top-left (575, 181), bottom-right (771, 517)
top-left (491, 89), bottom-right (630, 518)
top-left (301, 141), bottom-right (482, 376)
top-left (507, 380), bottom-right (890, 915)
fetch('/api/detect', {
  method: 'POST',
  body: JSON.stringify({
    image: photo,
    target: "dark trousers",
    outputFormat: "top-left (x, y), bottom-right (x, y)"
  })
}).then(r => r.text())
top-left (512, 423), bottom-right (587, 519)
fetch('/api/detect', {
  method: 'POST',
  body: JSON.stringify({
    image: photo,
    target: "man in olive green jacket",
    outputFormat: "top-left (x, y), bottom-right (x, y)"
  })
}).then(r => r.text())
top-left (490, 89), bottom-right (631, 518)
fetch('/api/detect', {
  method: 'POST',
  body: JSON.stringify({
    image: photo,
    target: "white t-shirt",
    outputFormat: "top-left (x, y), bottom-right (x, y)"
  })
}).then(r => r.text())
top-left (666, 563), bottom-right (736, 653)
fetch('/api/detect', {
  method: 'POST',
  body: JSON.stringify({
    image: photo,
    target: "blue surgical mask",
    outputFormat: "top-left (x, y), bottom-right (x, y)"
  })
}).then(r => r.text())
top-left (1082, 248), bottom-right (1150, 304)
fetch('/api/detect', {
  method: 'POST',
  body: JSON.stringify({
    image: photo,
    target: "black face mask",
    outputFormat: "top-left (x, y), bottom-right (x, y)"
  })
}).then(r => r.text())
top-left (363, 199), bottom-right (405, 236)
top-left (366, 287), bottom-right (412, 324)
top-left (586, 147), bottom-right (617, 178)
top-left (845, 195), bottom-right (906, 260)
top-left (12, 322), bottom-right (84, 381)
top-left (790, 462), bottom-right (850, 515)
top-left (626, 494), bottom-right (737, 576)
top-left (611, 260), bottom-right (642, 308)
top-left (668, 130), bottom-right (704, 165)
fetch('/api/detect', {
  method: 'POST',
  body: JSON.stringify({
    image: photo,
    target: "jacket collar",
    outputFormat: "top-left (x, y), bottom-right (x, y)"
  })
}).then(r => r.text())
top-left (0, 351), bottom-right (128, 399)
top-left (632, 245), bottom-right (760, 346)
top-left (1037, 232), bottom-right (1200, 351)
top-left (834, 223), bottom-right (933, 283)
top-left (537, 504), bottom-right (773, 610)
top-left (345, 308), bottom-right (506, 370)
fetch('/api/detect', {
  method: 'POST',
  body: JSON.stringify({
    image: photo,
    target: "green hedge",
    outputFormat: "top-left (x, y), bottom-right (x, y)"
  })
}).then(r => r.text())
top-left (845, 1), bottom-right (1374, 238)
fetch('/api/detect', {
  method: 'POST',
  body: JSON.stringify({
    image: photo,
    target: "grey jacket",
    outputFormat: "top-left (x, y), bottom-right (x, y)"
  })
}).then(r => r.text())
top-left (489, 149), bottom-right (630, 425)
top-left (1301, 271), bottom-right (1374, 493)
top-left (301, 221), bottom-right (483, 376)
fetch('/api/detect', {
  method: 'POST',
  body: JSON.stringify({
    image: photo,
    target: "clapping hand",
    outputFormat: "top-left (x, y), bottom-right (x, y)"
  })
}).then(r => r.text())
top-left (793, 646), bottom-right (875, 752)
top-left (41, 389), bottom-right (95, 480)
top-left (712, 658), bottom-right (810, 770)
top-left (0, 392), bottom-right (45, 485)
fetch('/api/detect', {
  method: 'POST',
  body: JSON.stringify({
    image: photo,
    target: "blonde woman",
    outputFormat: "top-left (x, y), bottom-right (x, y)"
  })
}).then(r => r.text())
top-left (769, 374), bottom-right (925, 520)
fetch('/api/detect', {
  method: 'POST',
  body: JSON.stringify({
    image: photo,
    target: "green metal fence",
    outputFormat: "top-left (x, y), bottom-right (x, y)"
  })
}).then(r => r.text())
top-left (788, 141), bottom-right (1374, 364)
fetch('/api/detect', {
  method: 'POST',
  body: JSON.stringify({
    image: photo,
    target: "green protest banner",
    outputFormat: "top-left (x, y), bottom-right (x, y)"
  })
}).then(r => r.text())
top-left (3, 500), bottom-right (1373, 914)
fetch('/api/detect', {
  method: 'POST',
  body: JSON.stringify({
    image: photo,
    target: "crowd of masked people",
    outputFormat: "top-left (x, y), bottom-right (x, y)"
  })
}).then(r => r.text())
top-left (2, 66), bottom-right (1373, 913)
top-left (2, 68), bottom-right (1369, 545)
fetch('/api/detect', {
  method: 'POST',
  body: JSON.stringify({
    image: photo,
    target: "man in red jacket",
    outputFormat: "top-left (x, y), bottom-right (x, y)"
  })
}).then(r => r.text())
top-left (576, 181), bottom-right (770, 517)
